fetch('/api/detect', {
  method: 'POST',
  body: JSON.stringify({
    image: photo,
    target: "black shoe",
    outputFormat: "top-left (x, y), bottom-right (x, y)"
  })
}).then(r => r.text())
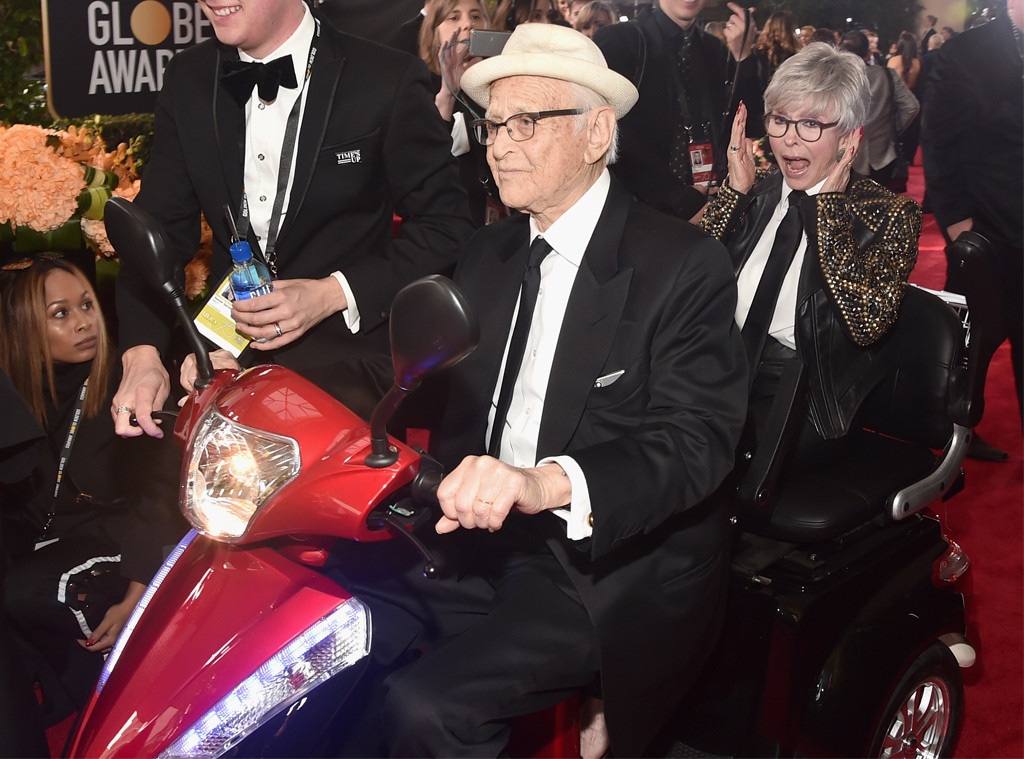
top-left (968, 434), bottom-right (1009, 462)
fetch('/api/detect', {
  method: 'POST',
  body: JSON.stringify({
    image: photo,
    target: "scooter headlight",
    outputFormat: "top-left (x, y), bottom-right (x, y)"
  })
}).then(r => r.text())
top-left (159, 598), bottom-right (371, 759)
top-left (185, 407), bottom-right (300, 540)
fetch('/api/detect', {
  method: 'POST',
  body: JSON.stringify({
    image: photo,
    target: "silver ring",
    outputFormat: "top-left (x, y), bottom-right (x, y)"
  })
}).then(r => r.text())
top-left (115, 405), bottom-right (133, 414)
top-left (729, 145), bottom-right (739, 153)
top-left (274, 322), bottom-right (283, 337)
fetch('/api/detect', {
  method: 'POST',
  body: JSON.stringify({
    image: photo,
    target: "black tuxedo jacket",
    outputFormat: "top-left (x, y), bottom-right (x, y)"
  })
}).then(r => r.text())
top-left (595, 8), bottom-right (761, 221)
top-left (434, 179), bottom-right (748, 756)
top-left (922, 14), bottom-right (1023, 252)
top-left (121, 12), bottom-right (473, 392)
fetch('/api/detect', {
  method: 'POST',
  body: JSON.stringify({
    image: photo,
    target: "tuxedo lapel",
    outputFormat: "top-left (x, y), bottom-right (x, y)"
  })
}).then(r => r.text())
top-left (279, 18), bottom-right (343, 243)
top-left (213, 44), bottom-right (246, 216)
top-left (537, 182), bottom-right (633, 458)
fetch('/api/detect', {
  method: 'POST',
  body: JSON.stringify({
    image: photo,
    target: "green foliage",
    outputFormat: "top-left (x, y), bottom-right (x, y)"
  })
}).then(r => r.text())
top-left (53, 113), bottom-right (156, 174)
top-left (0, 0), bottom-right (49, 126)
top-left (746, 0), bottom-right (924, 48)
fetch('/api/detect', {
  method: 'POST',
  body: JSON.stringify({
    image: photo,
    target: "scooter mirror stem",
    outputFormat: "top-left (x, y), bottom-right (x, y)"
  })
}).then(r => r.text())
top-left (104, 198), bottom-right (215, 388)
top-left (365, 385), bottom-right (406, 468)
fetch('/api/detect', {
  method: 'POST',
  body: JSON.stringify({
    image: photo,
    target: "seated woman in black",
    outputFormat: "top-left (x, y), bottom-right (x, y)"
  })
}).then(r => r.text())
top-left (0, 257), bottom-right (186, 725)
top-left (700, 42), bottom-right (922, 467)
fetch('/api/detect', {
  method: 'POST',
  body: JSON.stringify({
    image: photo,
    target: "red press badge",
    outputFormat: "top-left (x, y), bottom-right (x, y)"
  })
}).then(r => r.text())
top-left (689, 142), bottom-right (717, 188)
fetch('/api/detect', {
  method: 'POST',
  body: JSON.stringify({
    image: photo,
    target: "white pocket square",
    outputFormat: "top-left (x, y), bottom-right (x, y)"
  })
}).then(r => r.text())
top-left (593, 369), bottom-right (625, 388)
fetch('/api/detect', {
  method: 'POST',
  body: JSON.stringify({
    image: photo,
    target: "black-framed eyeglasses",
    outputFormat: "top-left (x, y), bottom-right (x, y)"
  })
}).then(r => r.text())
top-left (764, 113), bottom-right (840, 143)
top-left (472, 109), bottom-right (585, 146)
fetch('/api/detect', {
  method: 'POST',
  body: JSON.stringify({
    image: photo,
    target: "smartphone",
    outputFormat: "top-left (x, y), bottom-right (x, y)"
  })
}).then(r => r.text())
top-left (469, 30), bottom-right (511, 58)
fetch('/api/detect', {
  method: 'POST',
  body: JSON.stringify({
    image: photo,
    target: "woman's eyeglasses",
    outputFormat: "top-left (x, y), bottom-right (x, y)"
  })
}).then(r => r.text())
top-left (763, 114), bottom-right (840, 143)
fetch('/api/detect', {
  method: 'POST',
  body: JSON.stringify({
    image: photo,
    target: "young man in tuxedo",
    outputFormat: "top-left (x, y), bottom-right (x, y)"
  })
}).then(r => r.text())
top-left (336, 23), bottom-right (748, 758)
top-left (112, 0), bottom-right (473, 434)
top-left (594, 0), bottom-right (760, 221)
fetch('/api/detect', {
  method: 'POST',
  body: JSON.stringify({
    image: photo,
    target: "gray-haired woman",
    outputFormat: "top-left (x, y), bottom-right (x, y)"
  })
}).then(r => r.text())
top-left (701, 42), bottom-right (922, 466)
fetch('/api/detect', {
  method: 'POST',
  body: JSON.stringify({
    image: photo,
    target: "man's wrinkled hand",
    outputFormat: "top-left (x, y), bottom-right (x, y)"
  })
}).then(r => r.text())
top-left (435, 457), bottom-right (569, 534)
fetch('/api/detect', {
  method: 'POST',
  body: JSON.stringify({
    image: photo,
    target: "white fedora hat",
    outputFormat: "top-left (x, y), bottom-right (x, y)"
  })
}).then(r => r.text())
top-left (461, 24), bottom-right (639, 119)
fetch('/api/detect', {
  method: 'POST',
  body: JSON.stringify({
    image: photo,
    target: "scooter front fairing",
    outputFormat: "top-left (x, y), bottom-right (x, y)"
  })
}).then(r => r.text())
top-left (67, 529), bottom-right (371, 758)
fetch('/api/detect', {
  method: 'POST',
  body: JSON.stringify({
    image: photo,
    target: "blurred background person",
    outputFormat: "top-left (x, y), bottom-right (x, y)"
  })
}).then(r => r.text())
top-left (748, 10), bottom-right (802, 137)
top-left (419, 0), bottom-right (504, 227)
top-left (922, 0), bottom-right (1023, 443)
top-left (0, 257), bottom-right (185, 726)
top-left (840, 30), bottom-right (919, 192)
top-left (596, 0), bottom-right (760, 221)
top-left (494, 0), bottom-right (563, 30)
top-left (887, 31), bottom-right (921, 165)
top-left (798, 24), bottom-right (815, 47)
top-left (571, 0), bottom-right (617, 37)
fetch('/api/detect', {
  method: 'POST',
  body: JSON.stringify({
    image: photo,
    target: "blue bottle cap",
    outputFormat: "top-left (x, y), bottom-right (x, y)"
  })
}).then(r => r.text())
top-left (229, 240), bottom-right (254, 263)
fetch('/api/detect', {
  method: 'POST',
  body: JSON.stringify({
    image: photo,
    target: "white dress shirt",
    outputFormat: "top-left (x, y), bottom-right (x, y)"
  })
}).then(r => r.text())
top-left (240, 5), bottom-right (361, 332)
top-left (487, 170), bottom-right (612, 540)
top-left (734, 177), bottom-right (826, 350)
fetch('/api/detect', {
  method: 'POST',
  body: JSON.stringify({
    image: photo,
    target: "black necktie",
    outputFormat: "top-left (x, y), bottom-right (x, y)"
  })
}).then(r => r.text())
top-left (221, 56), bottom-right (298, 107)
top-left (488, 237), bottom-right (553, 458)
top-left (741, 190), bottom-right (807, 373)
top-left (668, 32), bottom-right (695, 183)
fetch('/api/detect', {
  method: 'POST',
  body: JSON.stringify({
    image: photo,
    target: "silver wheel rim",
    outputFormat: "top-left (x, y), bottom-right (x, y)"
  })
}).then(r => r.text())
top-left (879, 676), bottom-right (953, 759)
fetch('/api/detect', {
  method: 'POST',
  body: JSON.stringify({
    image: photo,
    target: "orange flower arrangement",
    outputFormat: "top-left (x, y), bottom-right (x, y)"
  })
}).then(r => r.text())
top-left (0, 123), bottom-right (135, 257)
top-left (0, 124), bottom-right (87, 232)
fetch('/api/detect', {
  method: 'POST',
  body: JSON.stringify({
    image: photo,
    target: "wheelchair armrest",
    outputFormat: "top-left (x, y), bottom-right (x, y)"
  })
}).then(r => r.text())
top-left (890, 424), bottom-right (970, 521)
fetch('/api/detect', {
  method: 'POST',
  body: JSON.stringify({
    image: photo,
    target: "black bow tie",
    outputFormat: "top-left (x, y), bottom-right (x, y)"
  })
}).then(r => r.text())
top-left (221, 55), bottom-right (298, 107)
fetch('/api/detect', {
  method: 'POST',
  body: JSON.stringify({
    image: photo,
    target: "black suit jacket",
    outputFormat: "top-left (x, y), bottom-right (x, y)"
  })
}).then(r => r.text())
top-left (434, 179), bottom-right (748, 756)
top-left (121, 12), bottom-right (473, 399)
top-left (922, 14), bottom-right (1023, 252)
top-left (595, 8), bottom-right (761, 221)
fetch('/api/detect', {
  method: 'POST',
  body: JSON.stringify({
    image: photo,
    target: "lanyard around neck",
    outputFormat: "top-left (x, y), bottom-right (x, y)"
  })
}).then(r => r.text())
top-left (237, 18), bottom-right (320, 277)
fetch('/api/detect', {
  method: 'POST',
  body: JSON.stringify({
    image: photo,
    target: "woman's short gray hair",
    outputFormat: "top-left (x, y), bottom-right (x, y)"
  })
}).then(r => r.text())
top-left (763, 42), bottom-right (869, 133)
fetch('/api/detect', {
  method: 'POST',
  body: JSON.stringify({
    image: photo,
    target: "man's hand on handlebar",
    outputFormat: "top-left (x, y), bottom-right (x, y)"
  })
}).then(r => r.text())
top-left (112, 345), bottom-right (171, 438)
top-left (435, 457), bottom-right (571, 534)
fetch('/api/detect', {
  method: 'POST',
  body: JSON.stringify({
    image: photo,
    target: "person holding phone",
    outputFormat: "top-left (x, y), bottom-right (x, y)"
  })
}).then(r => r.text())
top-left (701, 42), bottom-right (922, 468)
top-left (419, 0), bottom-right (504, 226)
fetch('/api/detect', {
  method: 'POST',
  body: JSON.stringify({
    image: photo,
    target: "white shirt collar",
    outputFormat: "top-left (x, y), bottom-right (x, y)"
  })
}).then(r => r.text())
top-left (239, 2), bottom-right (315, 86)
top-left (781, 176), bottom-right (827, 209)
top-left (528, 169), bottom-right (612, 267)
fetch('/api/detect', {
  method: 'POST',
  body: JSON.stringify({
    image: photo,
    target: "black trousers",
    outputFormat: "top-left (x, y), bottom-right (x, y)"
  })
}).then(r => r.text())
top-left (3, 526), bottom-right (127, 724)
top-left (331, 516), bottom-right (601, 757)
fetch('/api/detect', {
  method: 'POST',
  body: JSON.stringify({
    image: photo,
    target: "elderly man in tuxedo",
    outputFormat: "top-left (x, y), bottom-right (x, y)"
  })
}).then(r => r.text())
top-left (340, 23), bottom-right (748, 758)
top-left (112, 0), bottom-right (472, 433)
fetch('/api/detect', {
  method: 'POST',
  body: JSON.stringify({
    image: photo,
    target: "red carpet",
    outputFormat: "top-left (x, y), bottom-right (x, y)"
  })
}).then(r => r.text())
top-left (905, 161), bottom-right (1024, 758)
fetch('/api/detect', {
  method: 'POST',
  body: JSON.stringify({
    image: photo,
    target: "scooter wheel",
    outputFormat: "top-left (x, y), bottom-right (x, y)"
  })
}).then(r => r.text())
top-left (870, 642), bottom-right (964, 759)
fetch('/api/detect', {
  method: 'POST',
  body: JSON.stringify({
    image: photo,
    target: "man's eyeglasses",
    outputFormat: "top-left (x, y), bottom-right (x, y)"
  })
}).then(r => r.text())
top-left (472, 109), bottom-right (585, 146)
top-left (764, 114), bottom-right (840, 143)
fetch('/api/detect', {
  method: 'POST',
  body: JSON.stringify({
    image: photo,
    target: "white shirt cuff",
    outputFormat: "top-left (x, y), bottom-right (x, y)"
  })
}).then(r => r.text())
top-left (451, 112), bottom-right (471, 157)
top-left (540, 455), bottom-right (593, 541)
top-left (330, 271), bottom-right (360, 333)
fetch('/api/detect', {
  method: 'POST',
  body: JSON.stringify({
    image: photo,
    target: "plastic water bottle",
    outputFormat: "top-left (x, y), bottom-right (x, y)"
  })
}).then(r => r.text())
top-left (229, 241), bottom-right (273, 300)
